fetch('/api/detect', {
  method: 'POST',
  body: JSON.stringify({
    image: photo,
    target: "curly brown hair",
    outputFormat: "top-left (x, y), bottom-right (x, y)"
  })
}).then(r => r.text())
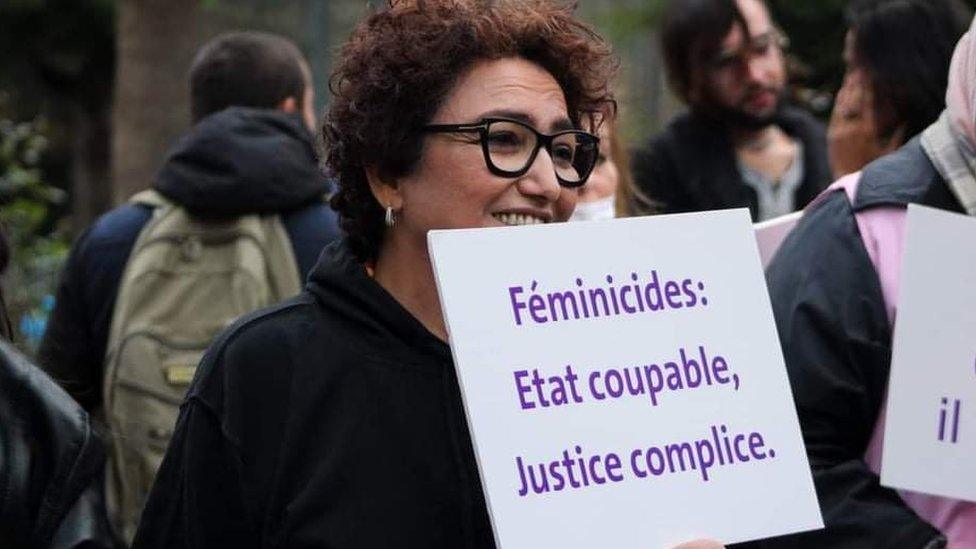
top-left (324, 0), bottom-right (617, 262)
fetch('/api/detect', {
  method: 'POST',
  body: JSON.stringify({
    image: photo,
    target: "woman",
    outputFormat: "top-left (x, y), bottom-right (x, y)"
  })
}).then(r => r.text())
top-left (133, 1), bottom-right (720, 547)
top-left (828, 0), bottom-right (970, 178)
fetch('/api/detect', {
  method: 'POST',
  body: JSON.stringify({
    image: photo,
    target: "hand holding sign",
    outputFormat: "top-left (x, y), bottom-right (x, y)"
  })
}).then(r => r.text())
top-left (430, 210), bottom-right (821, 548)
top-left (672, 541), bottom-right (726, 549)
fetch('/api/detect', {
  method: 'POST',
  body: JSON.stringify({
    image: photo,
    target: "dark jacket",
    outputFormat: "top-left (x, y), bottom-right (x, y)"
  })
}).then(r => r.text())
top-left (0, 339), bottom-right (113, 548)
top-left (132, 240), bottom-right (494, 548)
top-left (738, 140), bottom-right (962, 548)
top-left (38, 107), bottom-right (341, 413)
top-left (631, 107), bottom-right (831, 220)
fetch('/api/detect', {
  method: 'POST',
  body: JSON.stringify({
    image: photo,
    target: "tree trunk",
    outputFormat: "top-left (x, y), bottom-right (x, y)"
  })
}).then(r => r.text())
top-left (110, 0), bottom-right (326, 205)
top-left (71, 99), bottom-right (112, 233)
top-left (111, 0), bottom-right (213, 204)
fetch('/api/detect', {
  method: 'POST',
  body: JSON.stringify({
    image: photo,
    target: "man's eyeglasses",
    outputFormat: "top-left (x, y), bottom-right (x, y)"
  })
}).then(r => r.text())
top-left (423, 117), bottom-right (600, 188)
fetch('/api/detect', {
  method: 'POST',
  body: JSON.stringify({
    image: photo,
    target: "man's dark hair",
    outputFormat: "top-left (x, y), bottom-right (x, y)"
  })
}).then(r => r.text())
top-left (847, 0), bottom-right (971, 142)
top-left (189, 31), bottom-right (309, 123)
top-left (660, 0), bottom-right (753, 103)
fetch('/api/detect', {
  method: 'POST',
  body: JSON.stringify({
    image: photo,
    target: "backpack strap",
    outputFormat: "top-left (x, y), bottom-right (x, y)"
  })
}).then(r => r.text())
top-left (258, 214), bottom-right (303, 300)
top-left (129, 189), bottom-right (172, 210)
top-left (808, 174), bottom-right (907, 325)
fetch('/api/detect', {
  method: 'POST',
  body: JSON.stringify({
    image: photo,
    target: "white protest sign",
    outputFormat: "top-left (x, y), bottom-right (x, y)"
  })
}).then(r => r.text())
top-left (754, 211), bottom-right (802, 269)
top-left (881, 205), bottom-right (976, 502)
top-left (429, 209), bottom-right (822, 548)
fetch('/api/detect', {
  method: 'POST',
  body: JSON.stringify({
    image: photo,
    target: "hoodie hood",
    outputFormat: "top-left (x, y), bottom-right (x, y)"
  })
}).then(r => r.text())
top-left (306, 240), bottom-right (451, 361)
top-left (153, 107), bottom-right (328, 217)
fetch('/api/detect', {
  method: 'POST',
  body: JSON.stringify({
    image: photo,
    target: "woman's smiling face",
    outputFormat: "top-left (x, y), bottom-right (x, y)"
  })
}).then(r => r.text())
top-left (389, 57), bottom-right (579, 238)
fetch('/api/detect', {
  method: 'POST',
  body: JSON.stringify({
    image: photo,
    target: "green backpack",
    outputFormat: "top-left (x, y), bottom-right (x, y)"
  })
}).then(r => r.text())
top-left (102, 190), bottom-right (302, 542)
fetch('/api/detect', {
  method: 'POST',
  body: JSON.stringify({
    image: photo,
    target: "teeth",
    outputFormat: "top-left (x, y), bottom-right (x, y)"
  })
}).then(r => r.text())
top-left (493, 213), bottom-right (546, 226)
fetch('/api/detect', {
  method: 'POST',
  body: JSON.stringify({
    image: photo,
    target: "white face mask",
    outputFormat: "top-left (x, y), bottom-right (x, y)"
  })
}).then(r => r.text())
top-left (569, 194), bottom-right (616, 222)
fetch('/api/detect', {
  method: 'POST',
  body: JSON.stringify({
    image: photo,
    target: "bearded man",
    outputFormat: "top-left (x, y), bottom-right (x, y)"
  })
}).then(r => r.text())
top-left (633, 0), bottom-right (831, 221)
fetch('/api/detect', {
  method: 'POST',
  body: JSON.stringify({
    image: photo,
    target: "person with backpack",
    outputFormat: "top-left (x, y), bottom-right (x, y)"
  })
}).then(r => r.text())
top-left (737, 13), bottom-right (976, 549)
top-left (37, 31), bottom-right (340, 542)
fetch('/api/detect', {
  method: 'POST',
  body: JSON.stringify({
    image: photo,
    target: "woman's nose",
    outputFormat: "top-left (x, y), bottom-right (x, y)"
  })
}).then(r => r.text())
top-left (517, 147), bottom-right (563, 203)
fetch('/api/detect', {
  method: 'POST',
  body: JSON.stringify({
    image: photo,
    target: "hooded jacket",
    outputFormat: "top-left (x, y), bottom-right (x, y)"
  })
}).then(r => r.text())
top-left (743, 15), bottom-right (976, 544)
top-left (132, 240), bottom-right (495, 548)
top-left (38, 107), bottom-right (340, 413)
top-left (0, 339), bottom-right (113, 548)
top-left (733, 139), bottom-right (967, 549)
top-left (631, 107), bottom-right (831, 220)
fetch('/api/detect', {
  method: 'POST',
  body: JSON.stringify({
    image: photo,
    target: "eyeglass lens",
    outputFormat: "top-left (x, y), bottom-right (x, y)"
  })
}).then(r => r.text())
top-left (485, 120), bottom-right (597, 184)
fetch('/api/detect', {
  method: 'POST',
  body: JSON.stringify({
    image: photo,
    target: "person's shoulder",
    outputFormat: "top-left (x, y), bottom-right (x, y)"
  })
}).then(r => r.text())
top-left (649, 112), bottom-right (699, 146)
top-left (855, 138), bottom-right (940, 211)
top-left (0, 339), bottom-right (89, 433)
top-left (66, 202), bottom-right (153, 289)
top-left (767, 188), bottom-right (873, 292)
top-left (282, 199), bottom-right (340, 240)
top-left (280, 199), bottom-right (342, 277)
top-left (188, 293), bottom-right (320, 399)
top-left (199, 293), bottom-right (319, 367)
top-left (790, 187), bottom-right (856, 244)
top-left (83, 202), bottom-right (153, 250)
top-left (635, 113), bottom-right (697, 167)
top-left (643, 112), bottom-right (727, 162)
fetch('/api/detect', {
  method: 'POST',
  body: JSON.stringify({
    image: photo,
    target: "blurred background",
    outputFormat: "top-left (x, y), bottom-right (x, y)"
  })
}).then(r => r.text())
top-left (0, 0), bottom-right (969, 353)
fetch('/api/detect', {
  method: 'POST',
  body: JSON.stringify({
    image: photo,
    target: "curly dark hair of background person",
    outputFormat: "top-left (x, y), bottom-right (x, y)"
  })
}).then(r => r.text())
top-left (324, 0), bottom-right (618, 263)
top-left (847, 0), bottom-right (971, 142)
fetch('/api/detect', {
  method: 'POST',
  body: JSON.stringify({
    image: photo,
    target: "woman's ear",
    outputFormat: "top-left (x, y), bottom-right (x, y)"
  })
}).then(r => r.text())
top-left (365, 166), bottom-right (403, 211)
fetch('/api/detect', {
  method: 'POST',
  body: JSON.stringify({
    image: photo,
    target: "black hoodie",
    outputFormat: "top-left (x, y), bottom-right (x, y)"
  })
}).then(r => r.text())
top-left (153, 107), bottom-right (327, 217)
top-left (39, 107), bottom-right (340, 413)
top-left (631, 107), bottom-right (831, 220)
top-left (133, 241), bottom-right (496, 548)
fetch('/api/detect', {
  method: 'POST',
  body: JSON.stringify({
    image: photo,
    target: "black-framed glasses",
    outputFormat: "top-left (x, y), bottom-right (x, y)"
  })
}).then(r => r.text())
top-left (423, 117), bottom-right (600, 188)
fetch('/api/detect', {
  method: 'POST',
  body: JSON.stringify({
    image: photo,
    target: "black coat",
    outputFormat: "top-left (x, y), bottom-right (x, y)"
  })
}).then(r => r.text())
top-left (631, 107), bottom-right (831, 220)
top-left (132, 240), bottom-right (495, 548)
top-left (735, 140), bottom-right (963, 548)
top-left (0, 339), bottom-right (113, 548)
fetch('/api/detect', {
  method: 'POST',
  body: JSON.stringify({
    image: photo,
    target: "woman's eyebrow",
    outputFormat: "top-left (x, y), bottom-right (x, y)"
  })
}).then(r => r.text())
top-left (477, 109), bottom-right (576, 132)
top-left (478, 109), bottom-right (534, 125)
top-left (551, 118), bottom-right (575, 132)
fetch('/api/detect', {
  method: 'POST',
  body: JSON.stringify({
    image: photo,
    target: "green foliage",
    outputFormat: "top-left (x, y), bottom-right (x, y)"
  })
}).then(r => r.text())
top-left (0, 0), bottom-right (115, 112)
top-left (586, 2), bottom-right (663, 42)
top-left (0, 0), bottom-right (116, 252)
top-left (0, 113), bottom-right (69, 352)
